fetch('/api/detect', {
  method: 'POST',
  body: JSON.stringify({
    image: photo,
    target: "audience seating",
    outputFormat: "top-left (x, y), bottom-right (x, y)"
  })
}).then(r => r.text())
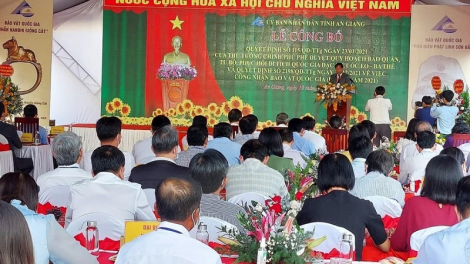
top-left (321, 128), bottom-right (348, 153)
top-left (364, 196), bottom-right (402, 229)
top-left (14, 117), bottom-right (39, 135)
top-left (227, 192), bottom-right (269, 207)
top-left (231, 125), bottom-right (239, 138)
top-left (409, 226), bottom-right (449, 257)
top-left (37, 185), bottom-right (71, 226)
top-left (0, 134), bottom-right (14, 175)
top-left (300, 222), bottom-right (356, 260)
top-left (189, 216), bottom-right (239, 243)
top-left (392, 131), bottom-right (406, 143)
top-left (452, 133), bottom-right (470, 147)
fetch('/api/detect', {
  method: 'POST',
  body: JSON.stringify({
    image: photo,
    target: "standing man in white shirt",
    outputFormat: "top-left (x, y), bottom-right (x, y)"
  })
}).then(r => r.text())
top-left (116, 177), bottom-right (222, 264)
top-left (365, 86), bottom-right (392, 147)
top-left (132, 115), bottom-right (170, 165)
top-left (80, 117), bottom-right (135, 180)
top-left (37, 132), bottom-right (92, 196)
top-left (66, 146), bottom-right (155, 232)
top-left (302, 116), bottom-right (327, 153)
top-left (399, 131), bottom-right (438, 185)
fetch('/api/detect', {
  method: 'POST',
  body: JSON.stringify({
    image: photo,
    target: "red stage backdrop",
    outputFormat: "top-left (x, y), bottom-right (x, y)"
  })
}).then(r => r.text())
top-left (102, 0), bottom-right (412, 130)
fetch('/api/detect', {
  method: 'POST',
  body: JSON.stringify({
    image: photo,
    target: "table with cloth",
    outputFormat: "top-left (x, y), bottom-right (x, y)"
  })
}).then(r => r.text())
top-left (14, 144), bottom-right (54, 180)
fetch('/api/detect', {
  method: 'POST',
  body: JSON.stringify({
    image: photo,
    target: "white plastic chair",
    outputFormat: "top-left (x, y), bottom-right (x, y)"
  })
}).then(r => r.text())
top-left (363, 196), bottom-right (402, 218)
top-left (66, 212), bottom-right (124, 242)
top-left (39, 185), bottom-right (71, 208)
top-left (300, 222), bottom-right (355, 255)
top-left (227, 192), bottom-right (269, 207)
top-left (409, 169), bottom-right (425, 193)
top-left (0, 134), bottom-right (14, 176)
top-left (143, 188), bottom-right (156, 207)
top-left (189, 216), bottom-right (239, 243)
top-left (410, 226), bottom-right (449, 253)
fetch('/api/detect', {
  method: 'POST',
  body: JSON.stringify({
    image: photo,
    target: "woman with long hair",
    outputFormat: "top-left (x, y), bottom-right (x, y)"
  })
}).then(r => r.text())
top-left (0, 200), bottom-right (35, 264)
top-left (258, 127), bottom-right (296, 173)
top-left (395, 118), bottom-right (420, 153)
top-left (0, 172), bottom-right (98, 264)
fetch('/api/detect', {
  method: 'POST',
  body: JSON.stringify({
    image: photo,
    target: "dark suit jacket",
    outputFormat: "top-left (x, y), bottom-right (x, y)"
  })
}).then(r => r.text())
top-left (129, 160), bottom-right (190, 190)
top-left (329, 72), bottom-right (352, 85)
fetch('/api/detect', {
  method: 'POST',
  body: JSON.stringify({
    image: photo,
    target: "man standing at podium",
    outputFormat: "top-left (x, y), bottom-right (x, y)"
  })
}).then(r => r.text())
top-left (329, 63), bottom-right (352, 85)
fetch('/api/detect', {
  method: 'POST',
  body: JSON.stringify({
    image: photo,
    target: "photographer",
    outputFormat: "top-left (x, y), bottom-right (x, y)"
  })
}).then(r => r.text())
top-left (430, 90), bottom-right (459, 135)
top-left (414, 96), bottom-right (436, 127)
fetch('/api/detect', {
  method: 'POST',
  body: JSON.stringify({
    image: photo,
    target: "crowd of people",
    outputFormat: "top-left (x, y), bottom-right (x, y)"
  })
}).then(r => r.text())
top-left (0, 87), bottom-right (469, 264)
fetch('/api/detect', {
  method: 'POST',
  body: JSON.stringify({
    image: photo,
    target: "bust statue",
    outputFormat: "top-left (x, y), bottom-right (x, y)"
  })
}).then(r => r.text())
top-left (162, 36), bottom-right (191, 66)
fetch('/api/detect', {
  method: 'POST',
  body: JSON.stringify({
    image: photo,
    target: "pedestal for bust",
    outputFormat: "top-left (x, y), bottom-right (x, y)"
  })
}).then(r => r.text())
top-left (161, 79), bottom-right (189, 111)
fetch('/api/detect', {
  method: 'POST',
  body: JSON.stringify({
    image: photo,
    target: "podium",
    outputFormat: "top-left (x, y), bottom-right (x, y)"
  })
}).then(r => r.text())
top-left (326, 98), bottom-right (352, 126)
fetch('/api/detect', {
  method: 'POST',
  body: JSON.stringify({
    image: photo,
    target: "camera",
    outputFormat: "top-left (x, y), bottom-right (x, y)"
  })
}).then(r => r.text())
top-left (415, 101), bottom-right (422, 107)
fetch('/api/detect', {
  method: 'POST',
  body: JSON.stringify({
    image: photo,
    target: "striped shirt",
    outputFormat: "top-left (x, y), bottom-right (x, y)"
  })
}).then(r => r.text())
top-left (350, 171), bottom-right (405, 207)
top-left (200, 194), bottom-right (247, 233)
top-left (175, 146), bottom-right (205, 167)
top-left (226, 158), bottom-right (289, 201)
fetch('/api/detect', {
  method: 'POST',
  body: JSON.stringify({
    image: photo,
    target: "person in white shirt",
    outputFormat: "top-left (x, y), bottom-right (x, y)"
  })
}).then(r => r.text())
top-left (278, 128), bottom-right (307, 168)
top-left (66, 146), bottom-right (155, 232)
top-left (399, 131), bottom-right (438, 185)
top-left (37, 132), bottom-right (92, 196)
top-left (181, 115), bottom-right (213, 150)
top-left (348, 136), bottom-right (373, 179)
top-left (399, 121), bottom-right (442, 176)
top-left (276, 112), bottom-right (289, 127)
top-left (414, 176), bottom-right (470, 264)
top-left (365, 86), bottom-right (392, 147)
top-left (302, 116), bottom-right (327, 153)
top-left (115, 177), bottom-right (222, 264)
top-left (80, 116), bottom-right (136, 180)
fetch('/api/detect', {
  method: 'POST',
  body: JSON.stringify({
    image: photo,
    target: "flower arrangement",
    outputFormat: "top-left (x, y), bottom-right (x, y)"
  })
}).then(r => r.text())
top-left (217, 201), bottom-right (326, 264)
top-left (435, 133), bottom-right (446, 146)
top-left (0, 76), bottom-right (23, 115)
top-left (105, 98), bottom-right (132, 117)
top-left (379, 137), bottom-right (400, 171)
top-left (157, 63), bottom-right (197, 81)
top-left (315, 82), bottom-right (355, 111)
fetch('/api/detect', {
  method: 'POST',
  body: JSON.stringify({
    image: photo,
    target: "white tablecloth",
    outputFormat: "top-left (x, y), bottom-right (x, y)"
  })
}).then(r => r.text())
top-left (14, 145), bottom-right (54, 180)
top-left (72, 127), bottom-right (152, 153)
top-left (0, 150), bottom-right (15, 176)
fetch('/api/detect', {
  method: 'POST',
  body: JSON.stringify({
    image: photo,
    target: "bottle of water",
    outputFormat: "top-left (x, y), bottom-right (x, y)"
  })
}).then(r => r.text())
top-left (256, 237), bottom-right (267, 264)
top-left (34, 131), bottom-right (40, 145)
top-left (339, 233), bottom-right (354, 263)
top-left (195, 222), bottom-right (209, 245)
top-left (86, 221), bottom-right (100, 257)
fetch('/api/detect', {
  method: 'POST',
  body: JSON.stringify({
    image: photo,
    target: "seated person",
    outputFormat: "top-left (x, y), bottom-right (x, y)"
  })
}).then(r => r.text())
top-left (66, 146), bottom-right (156, 231)
top-left (130, 126), bottom-right (189, 190)
top-left (228, 109), bottom-right (242, 126)
top-left (349, 136), bottom-right (373, 179)
top-left (441, 147), bottom-right (466, 174)
top-left (395, 118), bottom-right (419, 154)
top-left (361, 120), bottom-right (378, 148)
top-left (0, 172), bottom-right (98, 264)
top-left (275, 112), bottom-right (289, 127)
top-left (400, 121), bottom-right (442, 175)
top-left (278, 128), bottom-right (307, 168)
top-left (288, 118), bottom-right (316, 157)
top-left (0, 101), bottom-right (33, 173)
top-left (329, 115), bottom-right (343, 129)
top-left (258, 127), bottom-right (295, 173)
top-left (340, 124), bottom-right (370, 161)
top-left (132, 115), bottom-right (181, 165)
top-left (391, 155), bottom-right (462, 252)
top-left (414, 176), bottom-right (470, 263)
top-left (206, 122), bottom-right (241, 166)
top-left (80, 116), bottom-right (135, 180)
top-left (302, 116), bottom-right (327, 153)
top-left (23, 104), bottom-right (48, 145)
top-left (181, 116), bottom-right (213, 150)
top-left (233, 114), bottom-right (259, 145)
top-left (399, 131), bottom-right (437, 185)
top-left (175, 125), bottom-right (208, 167)
top-left (350, 150), bottom-right (405, 207)
top-left (37, 132), bottom-right (92, 195)
top-left (115, 178), bottom-right (222, 264)
top-left (296, 153), bottom-right (390, 261)
top-left (190, 149), bottom-right (246, 232)
top-left (226, 139), bottom-right (289, 201)
top-left (443, 121), bottom-right (470, 149)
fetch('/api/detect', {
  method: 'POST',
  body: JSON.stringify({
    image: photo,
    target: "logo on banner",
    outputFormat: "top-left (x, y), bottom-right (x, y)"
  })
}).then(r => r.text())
top-left (432, 15), bottom-right (457, 34)
top-left (11, 1), bottom-right (34, 18)
top-left (251, 17), bottom-right (264, 27)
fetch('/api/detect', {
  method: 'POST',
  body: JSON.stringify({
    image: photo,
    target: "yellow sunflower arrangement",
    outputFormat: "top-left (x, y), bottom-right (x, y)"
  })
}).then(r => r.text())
top-left (228, 96), bottom-right (243, 109)
top-left (207, 103), bottom-right (218, 114)
top-left (349, 106), bottom-right (359, 119)
top-left (120, 104), bottom-right (131, 117)
top-left (105, 98), bottom-right (131, 117)
top-left (356, 112), bottom-right (368, 123)
top-left (241, 104), bottom-right (254, 116)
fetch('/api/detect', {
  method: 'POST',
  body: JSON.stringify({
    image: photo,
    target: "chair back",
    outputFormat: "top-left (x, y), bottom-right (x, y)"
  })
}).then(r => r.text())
top-left (66, 212), bottom-right (124, 242)
top-left (392, 131), bottom-right (406, 143)
top-left (321, 128), bottom-right (348, 153)
top-left (189, 216), bottom-right (239, 243)
top-left (231, 125), bottom-right (239, 138)
top-left (0, 134), bottom-right (10, 151)
top-left (143, 188), bottom-right (156, 207)
top-left (452, 133), bottom-right (470, 147)
top-left (227, 192), bottom-right (269, 207)
top-left (0, 150), bottom-right (14, 176)
top-left (14, 117), bottom-right (39, 134)
top-left (300, 222), bottom-right (355, 259)
top-left (37, 185), bottom-right (71, 226)
top-left (409, 226), bottom-right (449, 257)
top-left (363, 196), bottom-right (402, 218)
